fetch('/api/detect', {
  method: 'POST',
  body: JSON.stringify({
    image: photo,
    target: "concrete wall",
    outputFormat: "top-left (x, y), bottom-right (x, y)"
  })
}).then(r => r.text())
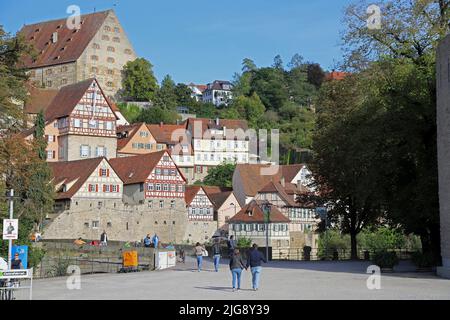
top-left (183, 221), bottom-right (218, 245)
top-left (437, 34), bottom-right (450, 278)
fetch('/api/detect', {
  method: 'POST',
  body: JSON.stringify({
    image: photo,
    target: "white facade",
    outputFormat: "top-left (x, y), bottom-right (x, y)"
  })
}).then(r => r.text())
top-left (229, 222), bottom-right (290, 248)
top-left (202, 81), bottom-right (233, 107)
top-left (193, 137), bottom-right (249, 166)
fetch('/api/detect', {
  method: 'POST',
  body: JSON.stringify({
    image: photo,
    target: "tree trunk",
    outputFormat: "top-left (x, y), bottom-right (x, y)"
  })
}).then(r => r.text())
top-left (350, 231), bottom-right (358, 260)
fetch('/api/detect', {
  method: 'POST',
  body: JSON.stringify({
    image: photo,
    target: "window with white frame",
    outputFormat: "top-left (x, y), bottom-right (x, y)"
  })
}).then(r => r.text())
top-left (80, 145), bottom-right (90, 158)
top-left (92, 221), bottom-right (100, 228)
top-left (96, 146), bottom-right (106, 157)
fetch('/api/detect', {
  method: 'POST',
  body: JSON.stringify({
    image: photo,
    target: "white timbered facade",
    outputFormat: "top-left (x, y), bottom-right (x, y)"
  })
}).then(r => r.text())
top-left (56, 79), bottom-right (118, 161)
top-left (145, 154), bottom-right (186, 199)
top-left (186, 187), bottom-right (214, 221)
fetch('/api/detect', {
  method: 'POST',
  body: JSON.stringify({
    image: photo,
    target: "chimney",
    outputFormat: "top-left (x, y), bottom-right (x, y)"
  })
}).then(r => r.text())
top-left (281, 177), bottom-right (285, 187)
top-left (52, 32), bottom-right (58, 43)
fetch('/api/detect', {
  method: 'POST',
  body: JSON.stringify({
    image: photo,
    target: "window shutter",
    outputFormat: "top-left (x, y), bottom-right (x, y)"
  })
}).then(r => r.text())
top-left (95, 184), bottom-right (98, 192)
top-left (99, 168), bottom-right (102, 176)
top-left (52, 151), bottom-right (56, 159)
top-left (117, 185), bottom-right (120, 193)
top-left (103, 184), bottom-right (106, 192)
top-left (107, 169), bottom-right (110, 177)
top-left (80, 145), bottom-right (83, 157)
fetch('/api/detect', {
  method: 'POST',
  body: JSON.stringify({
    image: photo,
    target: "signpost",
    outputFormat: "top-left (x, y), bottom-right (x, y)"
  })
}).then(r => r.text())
top-left (3, 190), bottom-right (15, 270)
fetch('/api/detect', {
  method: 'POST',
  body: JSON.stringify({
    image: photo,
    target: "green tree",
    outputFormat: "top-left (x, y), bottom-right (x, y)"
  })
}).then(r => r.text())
top-left (229, 93), bottom-right (266, 128)
top-left (0, 26), bottom-right (31, 131)
top-left (203, 162), bottom-right (236, 188)
top-left (121, 58), bottom-right (158, 102)
top-left (136, 106), bottom-right (180, 124)
top-left (117, 103), bottom-right (142, 123)
top-left (153, 75), bottom-right (178, 110)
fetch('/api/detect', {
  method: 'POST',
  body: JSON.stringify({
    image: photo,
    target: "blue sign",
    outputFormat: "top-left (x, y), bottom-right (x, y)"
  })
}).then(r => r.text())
top-left (11, 245), bottom-right (28, 269)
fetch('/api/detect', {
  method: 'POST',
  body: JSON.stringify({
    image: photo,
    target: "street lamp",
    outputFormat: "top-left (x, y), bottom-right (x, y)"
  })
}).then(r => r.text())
top-left (262, 201), bottom-right (272, 261)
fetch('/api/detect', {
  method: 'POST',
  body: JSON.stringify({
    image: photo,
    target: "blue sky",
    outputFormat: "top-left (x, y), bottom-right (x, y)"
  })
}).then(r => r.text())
top-left (0, 0), bottom-right (354, 84)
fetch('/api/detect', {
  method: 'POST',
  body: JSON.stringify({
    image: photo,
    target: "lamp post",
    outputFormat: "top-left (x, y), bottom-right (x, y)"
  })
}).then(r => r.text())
top-left (262, 201), bottom-right (271, 261)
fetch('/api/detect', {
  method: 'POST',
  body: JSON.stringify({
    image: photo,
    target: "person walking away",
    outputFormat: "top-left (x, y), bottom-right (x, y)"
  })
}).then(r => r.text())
top-left (246, 244), bottom-right (267, 291)
top-left (179, 248), bottom-right (186, 263)
top-left (143, 234), bottom-right (152, 248)
top-left (229, 249), bottom-right (247, 291)
top-left (227, 236), bottom-right (236, 258)
top-left (212, 239), bottom-right (222, 272)
top-left (194, 243), bottom-right (206, 272)
top-left (100, 231), bottom-right (108, 246)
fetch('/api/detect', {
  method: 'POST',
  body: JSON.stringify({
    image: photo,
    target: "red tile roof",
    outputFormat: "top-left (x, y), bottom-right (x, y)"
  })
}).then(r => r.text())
top-left (203, 186), bottom-right (234, 210)
top-left (184, 118), bottom-right (249, 138)
top-left (19, 10), bottom-right (110, 69)
top-left (147, 123), bottom-right (187, 144)
top-left (185, 185), bottom-right (202, 205)
top-left (234, 164), bottom-right (306, 198)
top-left (109, 150), bottom-right (167, 185)
top-left (24, 84), bottom-right (59, 115)
top-left (258, 181), bottom-right (298, 207)
top-left (325, 71), bottom-right (350, 81)
top-left (228, 200), bottom-right (290, 223)
top-left (44, 78), bottom-right (118, 122)
top-left (49, 157), bottom-right (106, 200)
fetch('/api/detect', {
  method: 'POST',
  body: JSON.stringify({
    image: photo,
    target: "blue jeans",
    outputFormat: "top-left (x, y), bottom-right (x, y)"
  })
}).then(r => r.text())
top-left (251, 266), bottom-right (262, 289)
top-left (213, 255), bottom-right (221, 272)
top-left (196, 256), bottom-right (203, 271)
top-left (231, 268), bottom-right (242, 289)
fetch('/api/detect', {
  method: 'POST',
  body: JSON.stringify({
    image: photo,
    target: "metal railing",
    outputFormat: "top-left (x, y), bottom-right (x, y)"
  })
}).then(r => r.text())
top-left (271, 248), bottom-right (415, 261)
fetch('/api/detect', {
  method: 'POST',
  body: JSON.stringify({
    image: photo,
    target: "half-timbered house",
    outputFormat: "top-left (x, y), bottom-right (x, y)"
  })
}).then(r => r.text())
top-left (43, 78), bottom-right (119, 161)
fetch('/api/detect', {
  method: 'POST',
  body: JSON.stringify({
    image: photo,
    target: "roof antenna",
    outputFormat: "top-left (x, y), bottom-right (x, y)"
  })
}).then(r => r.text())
top-left (94, 7), bottom-right (96, 13)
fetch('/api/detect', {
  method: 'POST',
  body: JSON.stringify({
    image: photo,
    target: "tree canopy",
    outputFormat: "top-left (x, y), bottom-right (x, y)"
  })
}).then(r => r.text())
top-left (121, 58), bottom-right (158, 102)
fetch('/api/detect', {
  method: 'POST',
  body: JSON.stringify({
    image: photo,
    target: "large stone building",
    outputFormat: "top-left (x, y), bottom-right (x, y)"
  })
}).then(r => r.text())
top-left (44, 157), bottom-right (125, 240)
top-left (19, 10), bottom-right (136, 99)
top-left (109, 151), bottom-right (188, 244)
top-left (437, 34), bottom-right (450, 279)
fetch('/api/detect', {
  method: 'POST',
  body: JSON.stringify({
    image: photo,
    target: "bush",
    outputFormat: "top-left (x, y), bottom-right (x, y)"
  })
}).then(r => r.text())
top-left (236, 237), bottom-right (252, 248)
top-left (358, 227), bottom-right (405, 252)
top-left (318, 230), bottom-right (350, 260)
top-left (372, 251), bottom-right (399, 269)
top-left (411, 251), bottom-right (435, 268)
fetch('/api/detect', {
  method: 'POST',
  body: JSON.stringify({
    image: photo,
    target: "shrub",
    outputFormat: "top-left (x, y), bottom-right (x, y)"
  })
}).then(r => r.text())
top-left (358, 227), bottom-right (405, 252)
top-left (318, 230), bottom-right (350, 260)
top-left (372, 251), bottom-right (399, 269)
top-left (411, 251), bottom-right (435, 268)
top-left (236, 237), bottom-right (252, 248)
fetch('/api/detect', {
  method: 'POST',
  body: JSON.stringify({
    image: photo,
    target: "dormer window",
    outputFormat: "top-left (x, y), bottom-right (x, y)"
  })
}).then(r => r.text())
top-left (248, 210), bottom-right (253, 217)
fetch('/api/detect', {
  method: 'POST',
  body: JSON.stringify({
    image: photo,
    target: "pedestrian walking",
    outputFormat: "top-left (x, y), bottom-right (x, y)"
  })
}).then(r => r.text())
top-left (179, 248), bottom-right (186, 263)
top-left (194, 242), bottom-right (207, 272)
top-left (100, 230), bottom-right (108, 246)
top-left (246, 244), bottom-right (267, 291)
top-left (229, 249), bottom-right (247, 291)
top-left (227, 235), bottom-right (236, 258)
top-left (212, 239), bottom-right (222, 272)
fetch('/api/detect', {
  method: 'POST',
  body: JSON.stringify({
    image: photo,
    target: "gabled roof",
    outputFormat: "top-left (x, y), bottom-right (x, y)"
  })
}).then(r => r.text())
top-left (234, 164), bottom-right (307, 198)
top-left (49, 157), bottom-right (106, 200)
top-left (206, 80), bottom-right (233, 91)
top-left (109, 150), bottom-right (186, 185)
top-left (185, 186), bottom-right (201, 205)
top-left (19, 10), bottom-right (110, 69)
top-left (202, 186), bottom-right (234, 210)
top-left (116, 123), bottom-right (149, 150)
top-left (147, 123), bottom-right (187, 145)
top-left (258, 181), bottom-right (298, 207)
top-left (44, 78), bottom-right (118, 122)
top-left (228, 200), bottom-right (290, 223)
top-left (23, 84), bottom-right (59, 115)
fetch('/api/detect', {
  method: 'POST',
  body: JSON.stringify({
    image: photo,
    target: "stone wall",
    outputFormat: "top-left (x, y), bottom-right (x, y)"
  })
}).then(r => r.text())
top-left (43, 198), bottom-right (190, 244)
top-left (59, 134), bottom-right (117, 161)
top-left (183, 220), bottom-right (218, 245)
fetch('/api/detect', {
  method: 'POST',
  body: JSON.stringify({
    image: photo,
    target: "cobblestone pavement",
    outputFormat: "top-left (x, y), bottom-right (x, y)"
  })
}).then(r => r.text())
top-left (31, 257), bottom-right (450, 300)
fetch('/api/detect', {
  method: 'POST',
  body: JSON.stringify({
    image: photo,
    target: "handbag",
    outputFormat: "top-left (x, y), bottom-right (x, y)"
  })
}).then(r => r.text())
top-left (202, 249), bottom-right (209, 257)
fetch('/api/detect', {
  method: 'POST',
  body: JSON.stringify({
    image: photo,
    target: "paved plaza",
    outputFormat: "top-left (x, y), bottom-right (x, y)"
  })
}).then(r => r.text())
top-left (32, 257), bottom-right (450, 300)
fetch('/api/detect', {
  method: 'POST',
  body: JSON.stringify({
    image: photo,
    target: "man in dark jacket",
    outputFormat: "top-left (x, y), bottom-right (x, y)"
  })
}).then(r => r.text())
top-left (227, 236), bottom-right (236, 258)
top-left (246, 244), bottom-right (267, 291)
